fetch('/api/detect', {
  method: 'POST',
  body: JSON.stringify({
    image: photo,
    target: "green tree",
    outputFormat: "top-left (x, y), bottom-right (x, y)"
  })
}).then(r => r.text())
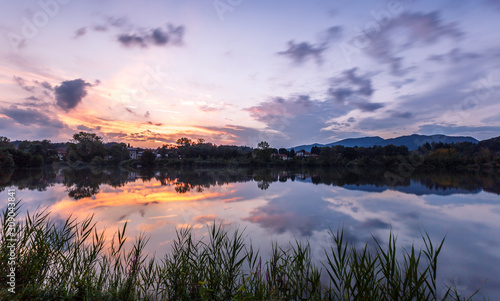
top-left (255, 141), bottom-right (273, 161)
top-left (71, 132), bottom-right (105, 162)
top-left (0, 136), bottom-right (13, 149)
top-left (257, 141), bottom-right (270, 150)
top-left (0, 149), bottom-right (14, 169)
top-left (176, 137), bottom-right (192, 147)
top-left (107, 143), bottom-right (129, 164)
top-left (140, 150), bottom-right (156, 167)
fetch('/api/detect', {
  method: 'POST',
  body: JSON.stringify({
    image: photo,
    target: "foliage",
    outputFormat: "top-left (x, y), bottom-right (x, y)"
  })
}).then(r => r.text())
top-left (0, 136), bottom-right (14, 149)
top-left (70, 131), bottom-right (106, 163)
top-left (0, 149), bottom-right (14, 169)
top-left (139, 150), bottom-right (156, 167)
top-left (0, 209), bottom-right (482, 300)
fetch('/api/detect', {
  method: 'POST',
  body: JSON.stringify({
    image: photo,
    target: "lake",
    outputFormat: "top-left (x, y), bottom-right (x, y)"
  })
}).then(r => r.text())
top-left (2, 166), bottom-right (500, 299)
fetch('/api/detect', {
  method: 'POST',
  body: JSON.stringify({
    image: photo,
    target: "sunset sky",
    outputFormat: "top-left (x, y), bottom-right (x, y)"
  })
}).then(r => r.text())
top-left (1, 0), bottom-right (499, 148)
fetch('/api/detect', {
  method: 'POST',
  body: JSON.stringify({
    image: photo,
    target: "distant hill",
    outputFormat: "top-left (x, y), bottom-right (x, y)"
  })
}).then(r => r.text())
top-left (289, 134), bottom-right (479, 152)
top-left (479, 136), bottom-right (500, 152)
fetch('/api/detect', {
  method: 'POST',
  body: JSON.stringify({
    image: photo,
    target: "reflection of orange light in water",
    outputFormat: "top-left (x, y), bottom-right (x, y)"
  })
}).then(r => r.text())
top-left (52, 188), bottom-right (225, 213)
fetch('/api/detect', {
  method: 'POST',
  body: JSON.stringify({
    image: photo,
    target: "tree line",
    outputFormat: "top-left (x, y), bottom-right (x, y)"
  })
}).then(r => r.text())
top-left (0, 132), bottom-right (499, 170)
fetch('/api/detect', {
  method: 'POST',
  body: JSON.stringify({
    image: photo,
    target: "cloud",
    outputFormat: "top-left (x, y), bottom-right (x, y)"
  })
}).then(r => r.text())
top-left (117, 24), bottom-right (185, 48)
top-left (327, 68), bottom-right (383, 111)
top-left (54, 79), bottom-right (92, 111)
top-left (277, 41), bottom-right (326, 65)
top-left (390, 111), bottom-right (414, 118)
top-left (0, 105), bottom-right (65, 128)
top-left (390, 78), bottom-right (415, 89)
top-left (322, 26), bottom-right (343, 42)
top-left (76, 125), bottom-right (102, 131)
top-left (359, 11), bottom-right (463, 75)
top-left (13, 76), bottom-right (35, 93)
top-left (244, 68), bottom-right (385, 144)
top-left (74, 27), bottom-right (87, 38)
top-left (328, 68), bottom-right (374, 103)
top-left (197, 102), bottom-right (232, 113)
top-left (353, 102), bottom-right (384, 112)
top-left (245, 94), bottom-right (348, 145)
top-left (428, 48), bottom-right (480, 64)
top-left (418, 125), bottom-right (500, 139)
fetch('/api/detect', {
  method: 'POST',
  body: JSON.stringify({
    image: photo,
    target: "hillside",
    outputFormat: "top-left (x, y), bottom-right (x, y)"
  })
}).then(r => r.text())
top-left (289, 134), bottom-right (479, 152)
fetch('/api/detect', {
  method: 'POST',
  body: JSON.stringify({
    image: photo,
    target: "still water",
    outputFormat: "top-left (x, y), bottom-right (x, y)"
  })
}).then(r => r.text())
top-left (2, 167), bottom-right (500, 299)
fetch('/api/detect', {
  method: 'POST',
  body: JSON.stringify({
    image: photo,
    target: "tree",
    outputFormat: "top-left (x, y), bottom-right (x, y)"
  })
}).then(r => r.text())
top-left (311, 145), bottom-right (320, 155)
top-left (255, 141), bottom-right (273, 161)
top-left (0, 149), bottom-right (14, 169)
top-left (177, 137), bottom-right (192, 147)
top-left (289, 149), bottom-right (296, 158)
top-left (140, 150), bottom-right (156, 167)
top-left (71, 132), bottom-right (105, 162)
top-left (107, 143), bottom-right (129, 164)
top-left (258, 141), bottom-right (270, 150)
top-left (0, 136), bottom-right (13, 149)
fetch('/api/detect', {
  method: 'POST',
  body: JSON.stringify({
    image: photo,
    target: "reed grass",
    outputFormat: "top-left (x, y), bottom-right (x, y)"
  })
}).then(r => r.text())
top-left (0, 207), bottom-right (482, 300)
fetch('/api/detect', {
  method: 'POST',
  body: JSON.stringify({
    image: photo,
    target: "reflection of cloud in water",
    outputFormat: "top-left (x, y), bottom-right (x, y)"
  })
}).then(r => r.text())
top-left (4, 168), bottom-right (500, 299)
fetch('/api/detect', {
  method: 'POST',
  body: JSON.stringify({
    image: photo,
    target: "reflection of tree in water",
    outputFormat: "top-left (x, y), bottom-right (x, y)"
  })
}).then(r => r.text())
top-left (2, 166), bottom-right (499, 197)
top-left (257, 181), bottom-right (270, 190)
top-left (0, 168), bottom-right (56, 192)
top-left (62, 167), bottom-right (130, 200)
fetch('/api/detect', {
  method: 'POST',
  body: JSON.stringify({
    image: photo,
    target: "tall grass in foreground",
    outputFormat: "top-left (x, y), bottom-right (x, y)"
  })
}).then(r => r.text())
top-left (0, 208), bottom-right (482, 300)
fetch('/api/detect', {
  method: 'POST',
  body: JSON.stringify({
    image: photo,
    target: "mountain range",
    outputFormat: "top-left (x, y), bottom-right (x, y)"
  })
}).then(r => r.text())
top-left (288, 134), bottom-right (479, 152)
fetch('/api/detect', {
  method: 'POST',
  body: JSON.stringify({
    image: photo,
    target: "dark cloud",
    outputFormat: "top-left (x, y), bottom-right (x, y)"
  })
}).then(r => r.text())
top-left (428, 48), bottom-right (480, 64)
top-left (390, 111), bottom-right (414, 118)
top-left (74, 27), bottom-right (87, 38)
top-left (0, 105), bottom-right (65, 128)
top-left (328, 68), bottom-right (374, 103)
top-left (13, 76), bottom-right (35, 93)
top-left (77, 125), bottom-right (93, 131)
top-left (54, 79), bottom-right (91, 111)
top-left (118, 34), bottom-right (146, 47)
top-left (359, 11), bottom-right (463, 75)
top-left (347, 117), bottom-right (356, 123)
top-left (353, 102), bottom-right (384, 112)
top-left (144, 111), bottom-right (150, 118)
top-left (117, 24), bottom-right (184, 48)
top-left (277, 41), bottom-right (326, 65)
top-left (25, 96), bottom-right (39, 101)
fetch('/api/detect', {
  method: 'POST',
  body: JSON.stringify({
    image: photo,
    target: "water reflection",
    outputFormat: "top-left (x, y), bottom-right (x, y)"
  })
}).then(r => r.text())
top-left (1, 166), bottom-right (499, 198)
top-left (2, 166), bottom-right (500, 299)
